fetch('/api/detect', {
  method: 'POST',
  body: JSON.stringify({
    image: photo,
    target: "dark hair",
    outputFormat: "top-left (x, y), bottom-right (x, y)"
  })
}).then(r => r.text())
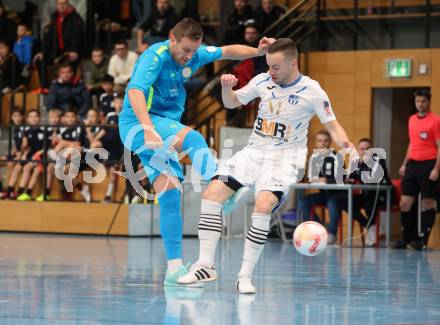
top-left (244, 22), bottom-right (258, 31)
top-left (0, 38), bottom-right (10, 48)
top-left (115, 93), bottom-right (124, 100)
top-left (64, 107), bottom-right (78, 115)
top-left (26, 108), bottom-right (40, 117)
top-left (316, 129), bottom-right (331, 138)
top-left (358, 137), bottom-right (371, 144)
top-left (17, 22), bottom-right (31, 30)
top-left (58, 62), bottom-right (73, 71)
top-left (267, 38), bottom-right (298, 59)
top-left (171, 18), bottom-right (203, 41)
top-left (114, 39), bottom-right (128, 47)
top-left (11, 107), bottom-right (24, 116)
top-left (101, 74), bottom-right (114, 84)
top-left (92, 46), bottom-right (104, 53)
top-left (414, 88), bottom-right (431, 101)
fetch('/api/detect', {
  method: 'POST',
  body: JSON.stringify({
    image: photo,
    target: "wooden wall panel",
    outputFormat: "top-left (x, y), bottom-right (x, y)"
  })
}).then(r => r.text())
top-left (305, 48), bottom-right (439, 144)
top-left (370, 49), bottom-right (432, 88)
top-left (326, 52), bottom-right (357, 74)
top-left (0, 201), bottom-right (129, 235)
top-left (198, 0), bottom-right (220, 20)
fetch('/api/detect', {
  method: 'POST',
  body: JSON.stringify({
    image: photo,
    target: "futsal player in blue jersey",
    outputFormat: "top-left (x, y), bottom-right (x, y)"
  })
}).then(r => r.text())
top-left (119, 18), bottom-right (275, 285)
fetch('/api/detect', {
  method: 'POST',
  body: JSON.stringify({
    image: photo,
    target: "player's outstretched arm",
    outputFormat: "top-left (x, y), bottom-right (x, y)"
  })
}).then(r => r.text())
top-left (221, 37), bottom-right (276, 60)
top-left (324, 120), bottom-right (354, 149)
top-left (221, 74), bottom-right (241, 109)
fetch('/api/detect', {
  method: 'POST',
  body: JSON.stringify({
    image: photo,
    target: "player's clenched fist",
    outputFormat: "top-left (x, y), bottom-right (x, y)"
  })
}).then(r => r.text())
top-left (221, 74), bottom-right (238, 88)
top-left (257, 37), bottom-right (276, 55)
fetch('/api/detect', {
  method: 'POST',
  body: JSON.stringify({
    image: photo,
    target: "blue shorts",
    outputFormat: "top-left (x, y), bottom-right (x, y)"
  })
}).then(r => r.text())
top-left (119, 112), bottom-right (187, 184)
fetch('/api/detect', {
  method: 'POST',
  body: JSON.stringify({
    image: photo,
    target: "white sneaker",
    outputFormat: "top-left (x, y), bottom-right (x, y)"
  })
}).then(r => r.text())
top-left (236, 277), bottom-right (255, 294)
top-left (366, 224), bottom-right (377, 247)
top-left (223, 187), bottom-right (251, 215)
top-left (80, 185), bottom-right (91, 203)
top-left (177, 262), bottom-right (217, 285)
top-left (327, 233), bottom-right (337, 245)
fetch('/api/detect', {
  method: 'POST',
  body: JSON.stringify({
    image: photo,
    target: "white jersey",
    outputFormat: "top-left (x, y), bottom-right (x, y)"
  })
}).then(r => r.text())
top-left (235, 73), bottom-right (336, 149)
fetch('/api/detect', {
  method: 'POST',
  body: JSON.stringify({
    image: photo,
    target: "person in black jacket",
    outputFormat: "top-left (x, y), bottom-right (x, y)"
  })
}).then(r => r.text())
top-left (253, 0), bottom-right (286, 37)
top-left (223, 0), bottom-right (255, 44)
top-left (297, 130), bottom-right (344, 231)
top-left (341, 138), bottom-right (393, 246)
top-left (45, 63), bottom-right (91, 118)
top-left (137, 0), bottom-right (179, 52)
top-left (0, 39), bottom-right (20, 92)
top-left (37, 0), bottom-right (84, 66)
top-left (0, 4), bottom-right (16, 48)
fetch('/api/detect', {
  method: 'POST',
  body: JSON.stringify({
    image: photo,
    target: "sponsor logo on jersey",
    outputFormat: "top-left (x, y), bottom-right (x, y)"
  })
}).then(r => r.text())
top-left (267, 85), bottom-right (276, 90)
top-left (268, 100), bottom-right (282, 115)
top-left (419, 131), bottom-right (428, 140)
top-left (254, 117), bottom-right (291, 140)
top-left (288, 94), bottom-right (299, 105)
top-left (169, 88), bottom-right (178, 97)
top-left (182, 67), bottom-right (192, 78)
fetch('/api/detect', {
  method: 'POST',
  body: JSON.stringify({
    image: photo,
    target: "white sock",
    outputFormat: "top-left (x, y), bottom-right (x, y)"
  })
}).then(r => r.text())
top-left (238, 213), bottom-right (271, 278)
top-left (81, 184), bottom-right (91, 202)
top-left (198, 199), bottom-right (223, 267)
top-left (106, 183), bottom-right (114, 197)
top-left (167, 258), bottom-right (183, 274)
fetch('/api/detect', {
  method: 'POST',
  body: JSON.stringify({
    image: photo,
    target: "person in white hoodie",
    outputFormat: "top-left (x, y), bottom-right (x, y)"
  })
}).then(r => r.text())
top-left (108, 39), bottom-right (138, 91)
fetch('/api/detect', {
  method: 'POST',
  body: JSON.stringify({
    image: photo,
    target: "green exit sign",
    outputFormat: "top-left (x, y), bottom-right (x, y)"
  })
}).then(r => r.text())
top-left (386, 59), bottom-right (412, 78)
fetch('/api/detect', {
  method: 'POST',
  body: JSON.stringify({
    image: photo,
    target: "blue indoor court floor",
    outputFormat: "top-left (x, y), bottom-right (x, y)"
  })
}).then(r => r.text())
top-left (0, 233), bottom-right (440, 325)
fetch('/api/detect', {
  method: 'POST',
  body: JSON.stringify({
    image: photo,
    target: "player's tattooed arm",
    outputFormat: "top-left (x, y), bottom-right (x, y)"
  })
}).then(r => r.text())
top-left (324, 120), bottom-right (353, 149)
top-left (220, 74), bottom-right (241, 109)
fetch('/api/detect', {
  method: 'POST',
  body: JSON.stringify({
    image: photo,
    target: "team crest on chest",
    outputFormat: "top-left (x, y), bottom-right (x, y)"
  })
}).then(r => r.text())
top-left (288, 94), bottom-right (299, 105)
top-left (182, 67), bottom-right (192, 78)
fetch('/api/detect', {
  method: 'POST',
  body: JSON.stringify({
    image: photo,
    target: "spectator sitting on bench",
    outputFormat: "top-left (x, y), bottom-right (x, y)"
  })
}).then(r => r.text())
top-left (45, 62), bottom-right (91, 118)
top-left (2, 108), bottom-right (24, 199)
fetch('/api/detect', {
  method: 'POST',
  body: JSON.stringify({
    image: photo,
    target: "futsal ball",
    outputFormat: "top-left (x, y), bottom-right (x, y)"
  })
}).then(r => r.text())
top-left (293, 221), bottom-right (328, 256)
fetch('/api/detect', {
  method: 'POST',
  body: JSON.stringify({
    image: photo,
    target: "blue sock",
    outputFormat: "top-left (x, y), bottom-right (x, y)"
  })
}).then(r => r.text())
top-left (182, 130), bottom-right (217, 181)
top-left (158, 188), bottom-right (183, 261)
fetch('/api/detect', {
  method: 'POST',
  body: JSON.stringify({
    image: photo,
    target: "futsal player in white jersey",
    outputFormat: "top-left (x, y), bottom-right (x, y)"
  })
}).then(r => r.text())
top-left (179, 38), bottom-right (353, 293)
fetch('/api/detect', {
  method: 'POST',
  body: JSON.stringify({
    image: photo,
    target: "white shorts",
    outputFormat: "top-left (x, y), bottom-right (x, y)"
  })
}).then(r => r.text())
top-left (215, 146), bottom-right (307, 197)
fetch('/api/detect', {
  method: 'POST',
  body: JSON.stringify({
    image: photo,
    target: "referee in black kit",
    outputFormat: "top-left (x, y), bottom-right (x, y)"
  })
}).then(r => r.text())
top-left (394, 88), bottom-right (440, 250)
